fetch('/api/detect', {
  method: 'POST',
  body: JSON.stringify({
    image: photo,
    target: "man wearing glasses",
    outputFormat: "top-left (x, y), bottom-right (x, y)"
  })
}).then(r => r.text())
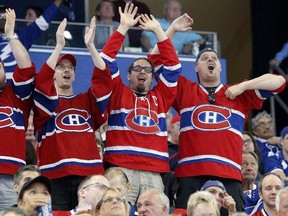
top-left (71, 175), bottom-right (110, 215)
top-left (149, 24), bottom-right (286, 214)
top-left (99, 3), bottom-right (182, 205)
top-left (35, 17), bottom-right (112, 210)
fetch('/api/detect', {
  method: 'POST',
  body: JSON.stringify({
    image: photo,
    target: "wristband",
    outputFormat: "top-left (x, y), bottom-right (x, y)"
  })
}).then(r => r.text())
top-left (6, 33), bottom-right (19, 42)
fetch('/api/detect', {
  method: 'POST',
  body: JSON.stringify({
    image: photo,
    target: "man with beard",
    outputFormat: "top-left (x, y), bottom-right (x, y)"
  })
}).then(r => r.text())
top-left (99, 3), bottom-right (182, 205)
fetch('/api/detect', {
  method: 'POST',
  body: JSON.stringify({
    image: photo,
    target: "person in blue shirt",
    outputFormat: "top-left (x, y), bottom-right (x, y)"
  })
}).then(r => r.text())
top-left (269, 41), bottom-right (288, 67)
top-left (0, 0), bottom-right (63, 79)
top-left (140, 0), bottom-right (203, 54)
top-left (242, 151), bottom-right (261, 214)
top-left (262, 126), bottom-right (288, 182)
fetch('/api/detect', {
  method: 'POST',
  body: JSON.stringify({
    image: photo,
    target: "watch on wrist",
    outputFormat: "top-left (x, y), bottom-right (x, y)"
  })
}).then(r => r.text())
top-left (6, 33), bottom-right (19, 42)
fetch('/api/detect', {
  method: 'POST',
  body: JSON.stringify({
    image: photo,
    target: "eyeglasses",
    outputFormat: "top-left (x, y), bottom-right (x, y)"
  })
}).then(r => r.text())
top-left (102, 196), bottom-right (125, 204)
top-left (241, 162), bottom-right (258, 169)
top-left (207, 88), bottom-right (216, 104)
top-left (82, 182), bottom-right (108, 190)
top-left (130, 65), bottom-right (153, 73)
top-left (255, 121), bottom-right (273, 129)
top-left (55, 64), bottom-right (75, 71)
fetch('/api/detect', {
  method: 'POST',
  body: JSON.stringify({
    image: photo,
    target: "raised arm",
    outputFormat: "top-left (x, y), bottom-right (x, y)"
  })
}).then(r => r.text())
top-left (225, 73), bottom-right (286, 100)
top-left (117, 3), bottom-right (140, 36)
top-left (138, 14), bottom-right (167, 42)
top-left (46, 18), bottom-right (66, 69)
top-left (150, 13), bottom-right (193, 55)
top-left (5, 9), bottom-right (31, 68)
top-left (85, 16), bottom-right (105, 70)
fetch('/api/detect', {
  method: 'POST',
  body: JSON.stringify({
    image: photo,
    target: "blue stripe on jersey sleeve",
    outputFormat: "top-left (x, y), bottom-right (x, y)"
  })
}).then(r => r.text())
top-left (33, 90), bottom-right (58, 114)
top-left (11, 80), bottom-right (33, 100)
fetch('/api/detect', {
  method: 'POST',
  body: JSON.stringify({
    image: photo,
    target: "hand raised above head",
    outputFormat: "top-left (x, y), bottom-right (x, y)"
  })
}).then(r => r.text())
top-left (138, 14), bottom-right (161, 33)
top-left (171, 13), bottom-right (194, 32)
top-left (119, 3), bottom-right (140, 28)
top-left (56, 18), bottom-right (67, 48)
top-left (84, 16), bottom-right (96, 47)
top-left (4, 8), bottom-right (16, 37)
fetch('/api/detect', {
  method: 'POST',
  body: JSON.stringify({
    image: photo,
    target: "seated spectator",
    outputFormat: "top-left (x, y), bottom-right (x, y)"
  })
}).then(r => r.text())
top-left (141, 0), bottom-right (203, 54)
top-left (17, 176), bottom-right (53, 216)
top-left (242, 131), bottom-right (262, 174)
top-left (112, 0), bottom-right (151, 47)
top-left (263, 126), bottom-right (288, 182)
top-left (250, 173), bottom-right (284, 216)
top-left (13, 165), bottom-right (41, 196)
top-left (95, 188), bottom-right (128, 216)
top-left (137, 189), bottom-right (169, 216)
top-left (252, 111), bottom-right (281, 174)
top-left (71, 175), bottom-right (110, 216)
top-left (274, 187), bottom-right (288, 215)
top-left (200, 180), bottom-right (236, 216)
top-left (0, 207), bottom-right (26, 216)
top-left (94, 0), bottom-right (129, 49)
top-left (241, 151), bottom-right (260, 214)
top-left (0, 0), bottom-right (64, 74)
top-left (187, 191), bottom-right (219, 216)
top-left (104, 168), bottom-right (136, 216)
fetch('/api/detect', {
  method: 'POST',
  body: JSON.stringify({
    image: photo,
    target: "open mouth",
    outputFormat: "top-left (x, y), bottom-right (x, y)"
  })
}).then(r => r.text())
top-left (138, 76), bottom-right (146, 82)
top-left (208, 64), bottom-right (215, 70)
top-left (63, 75), bottom-right (71, 80)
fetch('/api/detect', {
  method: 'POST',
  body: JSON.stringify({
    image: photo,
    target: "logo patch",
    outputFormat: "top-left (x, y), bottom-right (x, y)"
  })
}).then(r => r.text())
top-left (192, 104), bottom-right (231, 131)
top-left (125, 108), bottom-right (160, 134)
top-left (56, 108), bottom-right (91, 132)
top-left (0, 107), bottom-right (14, 128)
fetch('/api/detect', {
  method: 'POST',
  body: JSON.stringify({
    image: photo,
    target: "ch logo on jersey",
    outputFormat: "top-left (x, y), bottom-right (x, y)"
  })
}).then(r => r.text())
top-left (125, 108), bottom-right (160, 134)
top-left (192, 104), bottom-right (231, 131)
top-left (55, 108), bottom-right (91, 132)
top-left (0, 107), bottom-right (14, 128)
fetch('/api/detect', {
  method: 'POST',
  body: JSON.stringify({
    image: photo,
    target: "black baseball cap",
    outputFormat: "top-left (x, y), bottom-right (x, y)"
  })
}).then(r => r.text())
top-left (18, 176), bottom-right (52, 200)
top-left (195, 48), bottom-right (219, 62)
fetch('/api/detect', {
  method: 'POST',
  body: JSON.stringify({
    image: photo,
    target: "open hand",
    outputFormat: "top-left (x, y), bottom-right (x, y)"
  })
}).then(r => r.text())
top-left (4, 8), bottom-right (16, 37)
top-left (84, 16), bottom-right (96, 47)
top-left (171, 13), bottom-right (193, 32)
top-left (56, 18), bottom-right (67, 48)
top-left (119, 3), bottom-right (140, 28)
top-left (139, 14), bottom-right (161, 32)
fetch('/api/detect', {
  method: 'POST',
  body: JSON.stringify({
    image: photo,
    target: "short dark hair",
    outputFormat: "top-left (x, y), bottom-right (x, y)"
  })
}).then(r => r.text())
top-left (95, 0), bottom-right (115, 20)
top-left (128, 58), bottom-right (154, 74)
top-left (13, 165), bottom-right (40, 184)
top-left (26, 5), bottom-right (43, 18)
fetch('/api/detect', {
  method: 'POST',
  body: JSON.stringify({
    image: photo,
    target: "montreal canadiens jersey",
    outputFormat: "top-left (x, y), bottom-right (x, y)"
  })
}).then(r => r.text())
top-left (0, 65), bottom-right (35, 174)
top-left (173, 76), bottom-right (285, 180)
top-left (100, 31), bottom-right (181, 172)
top-left (148, 53), bottom-right (286, 180)
top-left (38, 64), bottom-right (111, 179)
